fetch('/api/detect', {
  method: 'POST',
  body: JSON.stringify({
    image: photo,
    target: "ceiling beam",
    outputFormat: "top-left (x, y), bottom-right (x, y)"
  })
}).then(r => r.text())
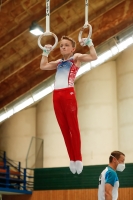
top-left (0, 0), bottom-right (126, 82)
top-left (0, 0), bottom-right (72, 50)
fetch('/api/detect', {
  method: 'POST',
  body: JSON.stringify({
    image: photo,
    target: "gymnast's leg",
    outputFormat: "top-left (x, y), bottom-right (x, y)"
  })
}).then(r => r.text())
top-left (64, 88), bottom-right (83, 174)
top-left (53, 90), bottom-right (76, 174)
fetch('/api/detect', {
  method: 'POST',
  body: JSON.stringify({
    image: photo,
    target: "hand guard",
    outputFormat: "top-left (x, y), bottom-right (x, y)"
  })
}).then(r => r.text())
top-left (80, 38), bottom-right (94, 47)
top-left (42, 45), bottom-right (52, 57)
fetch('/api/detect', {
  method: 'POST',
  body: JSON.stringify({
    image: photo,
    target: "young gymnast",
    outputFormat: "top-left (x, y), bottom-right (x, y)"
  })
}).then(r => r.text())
top-left (40, 36), bottom-right (97, 174)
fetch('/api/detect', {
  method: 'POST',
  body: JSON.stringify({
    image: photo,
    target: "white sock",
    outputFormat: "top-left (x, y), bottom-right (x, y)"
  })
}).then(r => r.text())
top-left (69, 161), bottom-right (76, 174)
top-left (75, 161), bottom-right (83, 174)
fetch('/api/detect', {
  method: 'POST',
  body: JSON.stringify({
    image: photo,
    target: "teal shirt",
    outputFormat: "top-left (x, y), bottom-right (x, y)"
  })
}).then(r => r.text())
top-left (98, 166), bottom-right (119, 200)
top-left (105, 166), bottom-right (119, 186)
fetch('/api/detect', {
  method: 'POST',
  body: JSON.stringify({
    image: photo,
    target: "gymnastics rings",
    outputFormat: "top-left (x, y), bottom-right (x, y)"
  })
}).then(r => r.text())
top-left (38, 0), bottom-right (58, 51)
top-left (78, 0), bottom-right (92, 44)
top-left (38, 32), bottom-right (58, 51)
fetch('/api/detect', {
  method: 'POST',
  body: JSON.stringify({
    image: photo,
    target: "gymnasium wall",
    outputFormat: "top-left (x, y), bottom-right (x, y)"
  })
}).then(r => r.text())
top-left (33, 164), bottom-right (133, 190)
top-left (116, 45), bottom-right (133, 162)
top-left (0, 107), bottom-right (36, 167)
top-left (0, 45), bottom-right (133, 168)
top-left (75, 60), bottom-right (118, 165)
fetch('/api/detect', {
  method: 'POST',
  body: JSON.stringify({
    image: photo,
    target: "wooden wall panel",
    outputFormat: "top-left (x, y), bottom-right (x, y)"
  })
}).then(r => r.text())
top-left (3, 188), bottom-right (133, 200)
top-left (119, 188), bottom-right (133, 200)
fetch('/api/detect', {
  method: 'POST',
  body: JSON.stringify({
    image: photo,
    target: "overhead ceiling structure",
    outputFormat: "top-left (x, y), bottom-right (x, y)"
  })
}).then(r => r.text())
top-left (0, 0), bottom-right (133, 110)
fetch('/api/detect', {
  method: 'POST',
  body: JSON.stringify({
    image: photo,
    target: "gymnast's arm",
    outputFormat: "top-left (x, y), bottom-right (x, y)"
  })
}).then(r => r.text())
top-left (40, 56), bottom-right (60, 70)
top-left (75, 45), bottom-right (97, 63)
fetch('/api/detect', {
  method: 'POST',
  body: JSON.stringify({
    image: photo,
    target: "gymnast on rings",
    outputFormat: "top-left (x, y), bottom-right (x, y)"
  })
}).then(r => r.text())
top-left (39, 36), bottom-right (97, 174)
top-left (38, 0), bottom-right (97, 175)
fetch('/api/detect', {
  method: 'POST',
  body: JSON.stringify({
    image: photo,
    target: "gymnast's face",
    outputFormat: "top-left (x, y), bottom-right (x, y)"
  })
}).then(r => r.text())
top-left (60, 39), bottom-right (75, 55)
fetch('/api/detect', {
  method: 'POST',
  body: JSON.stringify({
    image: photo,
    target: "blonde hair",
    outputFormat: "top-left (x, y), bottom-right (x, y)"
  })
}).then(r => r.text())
top-left (60, 36), bottom-right (76, 48)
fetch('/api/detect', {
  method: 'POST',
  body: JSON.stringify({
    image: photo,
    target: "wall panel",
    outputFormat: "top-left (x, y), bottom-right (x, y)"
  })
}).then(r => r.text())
top-left (3, 188), bottom-right (133, 200)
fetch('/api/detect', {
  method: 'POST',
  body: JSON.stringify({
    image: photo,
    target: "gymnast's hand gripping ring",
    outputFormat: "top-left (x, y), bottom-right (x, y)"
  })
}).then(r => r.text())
top-left (78, 23), bottom-right (92, 43)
